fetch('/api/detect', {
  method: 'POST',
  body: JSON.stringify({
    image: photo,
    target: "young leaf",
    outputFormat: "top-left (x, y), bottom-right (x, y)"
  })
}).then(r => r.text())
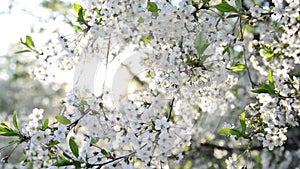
top-left (147, 1), bottom-right (158, 16)
top-left (73, 3), bottom-right (82, 15)
top-left (42, 118), bottom-right (49, 130)
top-left (0, 131), bottom-right (19, 136)
top-left (142, 35), bottom-right (152, 45)
top-left (218, 128), bottom-right (243, 137)
top-left (25, 35), bottom-right (35, 48)
top-left (0, 122), bottom-right (13, 132)
top-left (69, 137), bottom-right (79, 158)
top-left (73, 25), bottom-right (83, 33)
top-left (55, 115), bottom-right (71, 125)
top-left (268, 69), bottom-right (275, 89)
top-left (215, 2), bottom-right (238, 13)
top-left (240, 112), bottom-right (246, 133)
top-left (14, 50), bottom-right (31, 54)
top-left (194, 32), bottom-right (209, 59)
top-left (101, 149), bottom-right (109, 157)
top-left (53, 159), bottom-right (73, 166)
top-left (250, 83), bottom-right (276, 95)
top-left (229, 62), bottom-right (246, 72)
top-left (13, 111), bottom-right (19, 131)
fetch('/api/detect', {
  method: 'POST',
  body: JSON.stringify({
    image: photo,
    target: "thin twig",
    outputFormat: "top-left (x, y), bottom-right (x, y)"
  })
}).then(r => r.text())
top-left (239, 16), bottom-right (255, 89)
top-left (167, 97), bottom-right (175, 122)
top-left (67, 108), bottom-right (91, 130)
top-left (91, 144), bottom-right (147, 168)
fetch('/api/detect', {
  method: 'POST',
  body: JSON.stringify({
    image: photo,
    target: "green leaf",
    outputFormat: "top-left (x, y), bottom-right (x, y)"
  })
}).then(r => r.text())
top-left (268, 69), bottom-right (275, 89)
top-left (19, 156), bottom-right (27, 162)
top-left (13, 111), bottom-right (19, 131)
top-left (42, 118), bottom-right (49, 130)
top-left (69, 137), bottom-right (79, 158)
top-left (230, 62), bottom-right (246, 72)
top-left (142, 35), bottom-right (152, 45)
top-left (25, 35), bottom-right (35, 48)
top-left (14, 50), bottom-right (31, 54)
top-left (8, 139), bottom-right (19, 144)
top-left (0, 122), bottom-right (13, 132)
top-left (250, 83), bottom-right (276, 95)
top-left (73, 25), bottom-right (83, 33)
top-left (240, 112), bottom-right (246, 133)
top-left (53, 159), bottom-right (73, 166)
top-left (215, 2), bottom-right (238, 13)
top-left (55, 115), bottom-right (71, 125)
top-left (73, 161), bottom-right (81, 168)
top-left (195, 32), bottom-right (209, 59)
top-left (77, 7), bottom-right (85, 23)
top-left (222, 46), bottom-right (231, 56)
top-left (101, 149), bottom-right (109, 157)
top-left (73, 3), bottom-right (82, 15)
top-left (147, 1), bottom-right (158, 16)
top-left (137, 17), bottom-right (144, 23)
top-left (0, 131), bottom-right (19, 136)
top-left (218, 128), bottom-right (243, 137)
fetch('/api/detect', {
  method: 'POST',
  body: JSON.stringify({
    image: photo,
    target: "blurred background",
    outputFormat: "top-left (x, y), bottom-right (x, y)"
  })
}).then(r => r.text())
top-left (0, 0), bottom-right (76, 165)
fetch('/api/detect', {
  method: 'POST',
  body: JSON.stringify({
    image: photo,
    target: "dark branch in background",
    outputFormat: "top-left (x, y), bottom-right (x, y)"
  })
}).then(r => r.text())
top-left (239, 15), bottom-right (256, 89)
top-left (67, 108), bottom-right (91, 130)
top-left (121, 63), bottom-right (146, 86)
top-left (90, 144), bottom-right (147, 169)
top-left (167, 97), bottom-right (175, 122)
top-left (188, 126), bottom-right (300, 156)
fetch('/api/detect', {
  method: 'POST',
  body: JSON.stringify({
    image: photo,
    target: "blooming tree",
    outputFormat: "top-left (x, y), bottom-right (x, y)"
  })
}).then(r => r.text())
top-left (1, 0), bottom-right (299, 168)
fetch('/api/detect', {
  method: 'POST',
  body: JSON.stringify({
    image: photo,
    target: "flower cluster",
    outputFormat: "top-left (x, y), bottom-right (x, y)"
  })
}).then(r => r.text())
top-left (1, 0), bottom-right (299, 168)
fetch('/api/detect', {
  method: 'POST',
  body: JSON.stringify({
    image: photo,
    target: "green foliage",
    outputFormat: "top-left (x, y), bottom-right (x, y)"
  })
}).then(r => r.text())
top-left (250, 83), bottom-right (276, 95)
top-left (250, 70), bottom-right (276, 95)
top-left (218, 112), bottom-right (248, 138)
top-left (0, 121), bottom-right (18, 136)
top-left (41, 118), bottom-right (49, 130)
top-left (268, 69), bottom-right (275, 89)
top-left (101, 149), bottom-right (110, 158)
top-left (147, 1), bottom-right (158, 17)
top-left (215, 1), bottom-right (238, 13)
top-left (240, 112), bottom-right (246, 133)
top-left (69, 137), bottom-right (79, 158)
top-left (142, 34), bottom-right (152, 45)
top-left (53, 158), bottom-right (73, 166)
top-left (13, 111), bottom-right (19, 131)
top-left (218, 128), bottom-right (243, 137)
top-left (229, 61), bottom-right (246, 72)
top-left (261, 45), bottom-right (274, 59)
top-left (25, 35), bottom-right (35, 48)
top-left (55, 115), bottom-right (71, 125)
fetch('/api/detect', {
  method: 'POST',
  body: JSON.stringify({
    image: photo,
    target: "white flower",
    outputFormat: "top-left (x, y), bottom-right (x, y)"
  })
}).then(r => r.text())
top-left (24, 120), bottom-right (39, 136)
top-left (31, 130), bottom-right (51, 145)
top-left (154, 119), bottom-right (170, 131)
top-left (54, 125), bottom-right (67, 142)
top-left (29, 108), bottom-right (44, 122)
top-left (250, 6), bottom-right (262, 18)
